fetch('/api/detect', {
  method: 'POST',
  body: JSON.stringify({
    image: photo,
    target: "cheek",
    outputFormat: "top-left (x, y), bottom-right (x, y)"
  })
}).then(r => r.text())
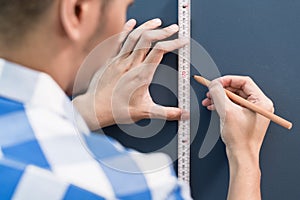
top-left (104, 3), bottom-right (127, 36)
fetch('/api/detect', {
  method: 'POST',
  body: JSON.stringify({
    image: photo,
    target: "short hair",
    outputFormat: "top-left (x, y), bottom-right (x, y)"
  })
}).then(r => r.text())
top-left (0, 0), bottom-right (110, 46)
top-left (0, 0), bottom-right (54, 45)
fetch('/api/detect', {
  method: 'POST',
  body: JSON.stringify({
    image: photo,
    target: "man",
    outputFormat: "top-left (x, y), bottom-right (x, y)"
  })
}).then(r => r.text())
top-left (0, 0), bottom-right (273, 199)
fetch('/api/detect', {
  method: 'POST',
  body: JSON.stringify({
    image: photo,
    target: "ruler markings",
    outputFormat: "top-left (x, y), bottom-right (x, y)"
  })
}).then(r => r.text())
top-left (178, 0), bottom-right (191, 183)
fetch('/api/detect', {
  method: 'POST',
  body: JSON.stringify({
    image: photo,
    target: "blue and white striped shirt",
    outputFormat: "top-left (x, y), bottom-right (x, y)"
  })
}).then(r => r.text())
top-left (0, 59), bottom-right (192, 200)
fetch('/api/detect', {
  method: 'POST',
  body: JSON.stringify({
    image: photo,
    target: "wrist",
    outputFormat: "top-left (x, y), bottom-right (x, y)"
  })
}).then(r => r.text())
top-left (73, 94), bottom-right (111, 131)
top-left (226, 148), bottom-right (262, 200)
top-left (226, 147), bottom-right (261, 175)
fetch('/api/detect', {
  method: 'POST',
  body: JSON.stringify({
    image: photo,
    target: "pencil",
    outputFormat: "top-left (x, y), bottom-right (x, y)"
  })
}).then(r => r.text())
top-left (193, 75), bottom-right (293, 130)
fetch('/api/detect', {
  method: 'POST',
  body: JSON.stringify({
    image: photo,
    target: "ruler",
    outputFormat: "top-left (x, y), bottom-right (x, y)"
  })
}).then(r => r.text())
top-left (178, 0), bottom-right (191, 183)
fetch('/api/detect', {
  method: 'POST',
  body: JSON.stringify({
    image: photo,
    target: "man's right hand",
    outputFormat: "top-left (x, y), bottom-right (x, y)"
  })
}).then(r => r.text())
top-left (202, 76), bottom-right (274, 156)
top-left (202, 76), bottom-right (274, 200)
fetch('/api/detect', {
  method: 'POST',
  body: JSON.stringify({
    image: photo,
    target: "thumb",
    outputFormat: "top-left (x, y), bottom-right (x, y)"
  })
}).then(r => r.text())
top-left (149, 104), bottom-right (186, 121)
top-left (208, 80), bottom-right (231, 121)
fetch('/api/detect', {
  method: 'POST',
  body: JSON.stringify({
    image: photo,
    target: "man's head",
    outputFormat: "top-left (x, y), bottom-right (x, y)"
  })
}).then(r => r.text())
top-left (0, 0), bottom-right (134, 93)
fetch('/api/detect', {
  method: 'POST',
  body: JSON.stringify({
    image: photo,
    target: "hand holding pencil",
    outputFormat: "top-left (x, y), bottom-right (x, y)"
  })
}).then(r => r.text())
top-left (195, 75), bottom-right (292, 130)
top-left (198, 75), bottom-right (282, 200)
top-left (197, 75), bottom-right (282, 159)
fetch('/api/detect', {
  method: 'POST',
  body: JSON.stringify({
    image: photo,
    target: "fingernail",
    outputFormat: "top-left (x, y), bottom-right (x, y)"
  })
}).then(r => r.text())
top-left (152, 18), bottom-right (162, 25)
top-left (169, 24), bottom-right (179, 31)
top-left (126, 19), bottom-right (136, 27)
top-left (181, 38), bottom-right (190, 44)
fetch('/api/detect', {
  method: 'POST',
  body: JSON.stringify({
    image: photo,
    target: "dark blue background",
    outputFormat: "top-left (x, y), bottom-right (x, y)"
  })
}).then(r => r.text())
top-left (104, 0), bottom-right (300, 199)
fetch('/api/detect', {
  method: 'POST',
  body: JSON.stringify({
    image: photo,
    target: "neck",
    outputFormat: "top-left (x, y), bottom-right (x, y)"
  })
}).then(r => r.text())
top-left (0, 36), bottom-right (82, 93)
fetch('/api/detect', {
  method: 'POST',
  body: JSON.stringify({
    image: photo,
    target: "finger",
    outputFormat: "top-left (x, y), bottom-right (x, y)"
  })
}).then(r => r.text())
top-left (123, 19), bottom-right (137, 33)
top-left (225, 86), bottom-right (249, 99)
top-left (202, 97), bottom-right (215, 111)
top-left (118, 19), bottom-right (137, 44)
top-left (149, 104), bottom-right (183, 121)
top-left (142, 38), bottom-right (189, 79)
top-left (106, 19), bottom-right (137, 58)
top-left (129, 24), bottom-right (179, 63)
top-left (219, 76), bottom-right (273, 111)
top-left (219, 76), bottom-right (265, 97)
top-left (202, 98), bottom-right (212, 107)
top-left (208, 80), bottom-right (232, 120)
top-left (207, 104), bottom-right (216, 111)
top-left (181, 109), bottom-right (190, 120)
top-left (119, 18), bottom-right (162, 57)
top-left (206, 92), bottom-right (211, 98)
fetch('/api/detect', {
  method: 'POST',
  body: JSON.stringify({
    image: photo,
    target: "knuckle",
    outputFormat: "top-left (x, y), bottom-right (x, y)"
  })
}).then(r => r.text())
top-left (135, 68), bottom-right (148, 82)
top-left (164, 27), bottom-right (175, 36)
top-left (128, 32), bottom-right (140, 42)
top-left (244, 76), bottom-right (254, 83)
top-left (266, 98), bottom-right (274, 112)
top-left (167, 110), bottom-right (178, 120)
top-left (210, 79), bottom-right (220, 86)
top-left (209, 79), bottom-right (222, 91)
top-left (154, 42), bottom-right (166, 52)
top-left (165, 24), bottom-right (179, 33)
top-left (141, 31), bottom-right (152, 41)
top-left (143, 109), bottom-right (151, 119)
top-left (118, 50), bottom-right (131, 58)
top-left (174, 39), bottom-right (183, 46)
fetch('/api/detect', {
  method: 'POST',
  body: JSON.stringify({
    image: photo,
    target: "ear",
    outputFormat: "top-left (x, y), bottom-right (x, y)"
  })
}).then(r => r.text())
top-left (59, 0), bottom-right (100, 41)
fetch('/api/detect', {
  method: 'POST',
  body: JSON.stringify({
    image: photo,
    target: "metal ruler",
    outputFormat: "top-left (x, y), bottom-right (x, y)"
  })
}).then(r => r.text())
top-left (178, 0), bottom-right (191, 183)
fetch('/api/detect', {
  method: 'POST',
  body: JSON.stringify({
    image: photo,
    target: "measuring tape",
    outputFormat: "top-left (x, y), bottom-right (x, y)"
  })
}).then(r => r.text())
top-left (178, 0), bottom-right (191, 183)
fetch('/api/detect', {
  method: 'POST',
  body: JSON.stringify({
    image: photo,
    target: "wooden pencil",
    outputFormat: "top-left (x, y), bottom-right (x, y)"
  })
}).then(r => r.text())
top-left (193, 75), bottom-right (293, 130)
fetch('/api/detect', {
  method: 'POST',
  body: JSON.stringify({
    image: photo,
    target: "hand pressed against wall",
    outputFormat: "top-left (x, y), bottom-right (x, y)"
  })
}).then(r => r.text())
top-left (74, 19), bottom-right (188, 130)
